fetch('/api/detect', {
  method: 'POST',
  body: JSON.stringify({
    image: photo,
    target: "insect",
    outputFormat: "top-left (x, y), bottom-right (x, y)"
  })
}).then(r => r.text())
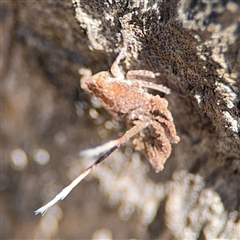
top-left (35, 45), bottom-right (180, 216)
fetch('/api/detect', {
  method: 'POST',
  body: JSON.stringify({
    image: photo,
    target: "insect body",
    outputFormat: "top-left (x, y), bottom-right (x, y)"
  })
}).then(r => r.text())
top-left (83, 71), bottom-right (151, 120)
top-left (81, 48), bottom-right (180, 172)
top-left (35, 46), bottom-right (179, 216)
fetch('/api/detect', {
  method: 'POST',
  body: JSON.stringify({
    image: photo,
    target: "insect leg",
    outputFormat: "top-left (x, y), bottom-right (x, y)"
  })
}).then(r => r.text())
top-left (126, 70), bottom-right (170, 94)
top-left (136, 80), bottom-right (171, 94)
top-left (80, 139), bottom-right (120, 159)
top-left (110, 47), bottom-right (126, 78)
top-left (34, 146), bottom-right (117, 216)
top-left (35, 122), bottom-right (148, 216)
top-left (79, 68), bottom-right (92, 91)
top-left (126, 70), bottom-right (156, 80)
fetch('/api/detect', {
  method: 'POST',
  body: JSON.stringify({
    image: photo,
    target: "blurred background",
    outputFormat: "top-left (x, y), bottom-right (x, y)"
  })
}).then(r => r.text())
top-left (1, 1), bottom-right (172, 239)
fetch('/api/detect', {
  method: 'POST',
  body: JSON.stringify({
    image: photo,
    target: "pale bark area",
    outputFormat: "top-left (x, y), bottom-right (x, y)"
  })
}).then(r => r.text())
top-left (1, 0), bottom-right (239, 239)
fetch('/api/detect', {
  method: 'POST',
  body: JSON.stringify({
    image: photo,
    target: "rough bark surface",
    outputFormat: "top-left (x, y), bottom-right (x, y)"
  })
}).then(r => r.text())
top-left (1, 0), bottom-right (240, 239)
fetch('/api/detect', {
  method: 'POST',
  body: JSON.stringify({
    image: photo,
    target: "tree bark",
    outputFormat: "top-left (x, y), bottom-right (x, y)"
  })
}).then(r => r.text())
top-left (2, 0), bottom-right (239, 239)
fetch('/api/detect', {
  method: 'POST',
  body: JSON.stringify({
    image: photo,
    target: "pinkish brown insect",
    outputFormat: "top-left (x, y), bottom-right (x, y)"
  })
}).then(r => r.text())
top-left (35, 46), bottom-right (180, 216)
